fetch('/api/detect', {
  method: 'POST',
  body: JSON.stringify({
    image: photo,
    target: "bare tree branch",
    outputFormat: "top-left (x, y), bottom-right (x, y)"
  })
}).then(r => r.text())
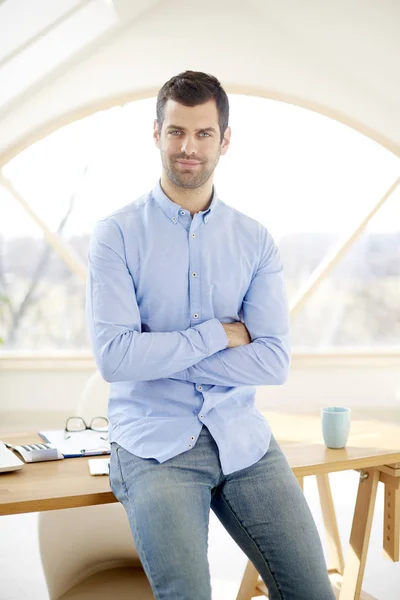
top-left (6, 165), bottom-right (89, 346)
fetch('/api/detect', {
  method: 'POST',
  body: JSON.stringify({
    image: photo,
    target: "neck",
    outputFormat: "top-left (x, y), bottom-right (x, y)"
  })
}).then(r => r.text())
top-left (160, 172), bottom-right (214, 216)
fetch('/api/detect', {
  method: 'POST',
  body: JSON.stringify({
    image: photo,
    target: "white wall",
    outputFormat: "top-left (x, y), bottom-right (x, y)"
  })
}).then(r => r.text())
top-left (1, 356), bottom-right (399, 430)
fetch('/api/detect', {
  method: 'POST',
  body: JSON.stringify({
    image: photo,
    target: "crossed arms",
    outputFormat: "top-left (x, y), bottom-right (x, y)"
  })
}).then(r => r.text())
top-left (86, 221), bottom-right (290, 387)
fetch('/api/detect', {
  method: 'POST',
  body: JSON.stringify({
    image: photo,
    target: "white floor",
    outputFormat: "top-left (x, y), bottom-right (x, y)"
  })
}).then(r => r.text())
top-left (1, 471), bottom-right (399, 599)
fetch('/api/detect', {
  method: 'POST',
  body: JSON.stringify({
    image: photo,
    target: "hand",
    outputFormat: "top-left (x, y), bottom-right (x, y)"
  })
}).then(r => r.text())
top-left (220, 321), bottom-right (252, 348)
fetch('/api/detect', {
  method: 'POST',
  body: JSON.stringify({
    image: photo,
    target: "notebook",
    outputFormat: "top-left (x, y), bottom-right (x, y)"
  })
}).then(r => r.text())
top-left (39, 429), bottom-right (111, 458)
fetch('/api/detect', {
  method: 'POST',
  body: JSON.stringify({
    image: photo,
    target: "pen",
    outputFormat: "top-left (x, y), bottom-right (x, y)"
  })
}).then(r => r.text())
top-left (79, 448), bottom-right (109, 454)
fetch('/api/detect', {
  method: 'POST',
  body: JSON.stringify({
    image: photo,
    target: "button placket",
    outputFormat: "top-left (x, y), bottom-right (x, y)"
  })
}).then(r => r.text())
top-left (189, 222), bottom-right (201, 326)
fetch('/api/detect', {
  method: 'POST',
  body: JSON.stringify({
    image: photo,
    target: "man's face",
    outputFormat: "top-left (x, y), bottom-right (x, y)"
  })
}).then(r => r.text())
top-left (154, 99), bottom-right (230, 189)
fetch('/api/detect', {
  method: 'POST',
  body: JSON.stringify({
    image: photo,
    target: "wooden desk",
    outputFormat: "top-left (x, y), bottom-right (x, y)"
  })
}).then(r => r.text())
top-left (0, 434), bottom-right (115, 515)
top-left (1, 414), bottom-right (399, 600)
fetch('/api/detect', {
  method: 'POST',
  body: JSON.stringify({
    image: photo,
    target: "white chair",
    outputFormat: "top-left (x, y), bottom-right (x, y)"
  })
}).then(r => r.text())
top-left (38, 372), bottom-right (154, 600)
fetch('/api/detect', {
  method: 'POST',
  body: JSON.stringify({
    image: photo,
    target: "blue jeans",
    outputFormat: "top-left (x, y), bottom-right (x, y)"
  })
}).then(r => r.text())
top-left (109, 425), bottom-right (335, 599)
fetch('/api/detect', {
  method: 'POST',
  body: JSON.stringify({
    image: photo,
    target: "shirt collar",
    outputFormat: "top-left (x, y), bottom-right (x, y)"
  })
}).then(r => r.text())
top-left (152, 179), bottom-right (219, 224)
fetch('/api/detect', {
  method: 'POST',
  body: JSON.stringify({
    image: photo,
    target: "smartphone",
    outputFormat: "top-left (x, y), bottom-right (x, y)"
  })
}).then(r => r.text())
top-left (88, 457), bottom-right (110, 475)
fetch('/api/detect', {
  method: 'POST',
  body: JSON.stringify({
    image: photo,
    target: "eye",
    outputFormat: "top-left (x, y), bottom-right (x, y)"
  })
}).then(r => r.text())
top-left (168, 130), bottom-right (182, 135)
top-left (199, 132), bottom-right (211, 137)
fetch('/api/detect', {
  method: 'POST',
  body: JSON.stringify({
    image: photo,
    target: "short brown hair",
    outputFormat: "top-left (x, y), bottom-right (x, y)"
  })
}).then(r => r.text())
top-left (156, 70), bottom-right (229, 142)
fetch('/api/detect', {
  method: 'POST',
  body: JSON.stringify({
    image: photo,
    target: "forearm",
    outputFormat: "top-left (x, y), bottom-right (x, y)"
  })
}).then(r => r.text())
top-left (88, 312), bottom-right (229, 384)
top-left (169, 335), bottom-right (290, 387)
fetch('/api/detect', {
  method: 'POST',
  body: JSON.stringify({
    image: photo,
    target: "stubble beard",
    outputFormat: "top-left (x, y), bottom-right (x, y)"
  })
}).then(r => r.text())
top-left (160, 149), bottom-right (221, 190)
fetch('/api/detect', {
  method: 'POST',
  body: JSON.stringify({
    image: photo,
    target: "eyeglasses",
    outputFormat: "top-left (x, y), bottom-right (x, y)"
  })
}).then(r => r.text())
top-left (64, 416), bottom-right (109, 440)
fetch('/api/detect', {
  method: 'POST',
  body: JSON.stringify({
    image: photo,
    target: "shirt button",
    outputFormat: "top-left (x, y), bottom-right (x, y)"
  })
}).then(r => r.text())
top-left (180, 210), bottom-right (185, 215)
top-left (191, 233), bottom-right (196, 238)
top-left (199, 414), bottom-right (204, 419)
top-left (204, 217), bottom-right (208, 223)
top-left (172, 217), bottom-right (177, 223)
top-left (188, 444), bottom-right (192, 448)
top-left (192, 272), bottom-right (197, 277)
top-left (193, 313), bottom-right (199, 319)
top-left (190, 436), bottom-right (195, 440)
top-left (197, 385), bottom-right (203, 391)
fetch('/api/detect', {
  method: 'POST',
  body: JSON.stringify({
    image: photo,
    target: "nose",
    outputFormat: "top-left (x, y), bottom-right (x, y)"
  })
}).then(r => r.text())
top-left (181, 135), bottom-right (197, 156)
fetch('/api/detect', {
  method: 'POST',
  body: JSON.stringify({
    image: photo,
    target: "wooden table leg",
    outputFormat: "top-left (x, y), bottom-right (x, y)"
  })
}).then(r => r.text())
top-left (236, 560), bottom-right (262, 600)
top-left (339, 468), bottom-right (379, 599)
top-left (379, 470), bottom-right (400, 562)
top-left (317, 473), bottom-right (345, 576)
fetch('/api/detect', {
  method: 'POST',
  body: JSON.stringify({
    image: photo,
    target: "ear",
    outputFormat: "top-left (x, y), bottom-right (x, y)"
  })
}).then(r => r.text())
top-left (153, 119), bottom-right (161, 148)
top-left (220, 126), bottom-right (231, 156)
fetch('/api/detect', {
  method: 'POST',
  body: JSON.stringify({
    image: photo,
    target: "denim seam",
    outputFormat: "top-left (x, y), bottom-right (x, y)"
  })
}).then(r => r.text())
top-left (114, 445), bottom-right (129, 495)
top-left (220, 490), bottom-right (283, 600)
top-left (115, 445), bottom-right (162, 600)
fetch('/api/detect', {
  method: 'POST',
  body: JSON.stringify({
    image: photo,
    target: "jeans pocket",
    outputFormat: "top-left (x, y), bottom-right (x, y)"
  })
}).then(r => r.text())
top-left (109, 442), bottom-right (130, 498)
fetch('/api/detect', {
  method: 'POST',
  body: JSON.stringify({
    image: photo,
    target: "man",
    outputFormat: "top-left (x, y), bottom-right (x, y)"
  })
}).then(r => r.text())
top-left (86, 71), bottom-right (335, 599)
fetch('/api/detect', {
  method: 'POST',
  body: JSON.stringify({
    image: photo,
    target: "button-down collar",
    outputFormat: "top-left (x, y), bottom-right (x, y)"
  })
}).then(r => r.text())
top-left (152, 179), bottom-right (219, 224)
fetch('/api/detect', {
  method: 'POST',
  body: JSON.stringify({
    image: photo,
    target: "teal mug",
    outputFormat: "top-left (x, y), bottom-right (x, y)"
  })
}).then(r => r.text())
top-left (321, 406), bottom-right (351, 449)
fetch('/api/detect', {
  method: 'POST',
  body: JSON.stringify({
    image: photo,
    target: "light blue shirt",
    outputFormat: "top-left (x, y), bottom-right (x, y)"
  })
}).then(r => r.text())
top-left (86, 180), bottom-right (290, 474)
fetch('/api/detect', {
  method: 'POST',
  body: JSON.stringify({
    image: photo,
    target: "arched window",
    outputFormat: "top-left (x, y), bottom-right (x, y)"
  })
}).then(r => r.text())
top-left (1, 95), bottom-right (399, 351)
